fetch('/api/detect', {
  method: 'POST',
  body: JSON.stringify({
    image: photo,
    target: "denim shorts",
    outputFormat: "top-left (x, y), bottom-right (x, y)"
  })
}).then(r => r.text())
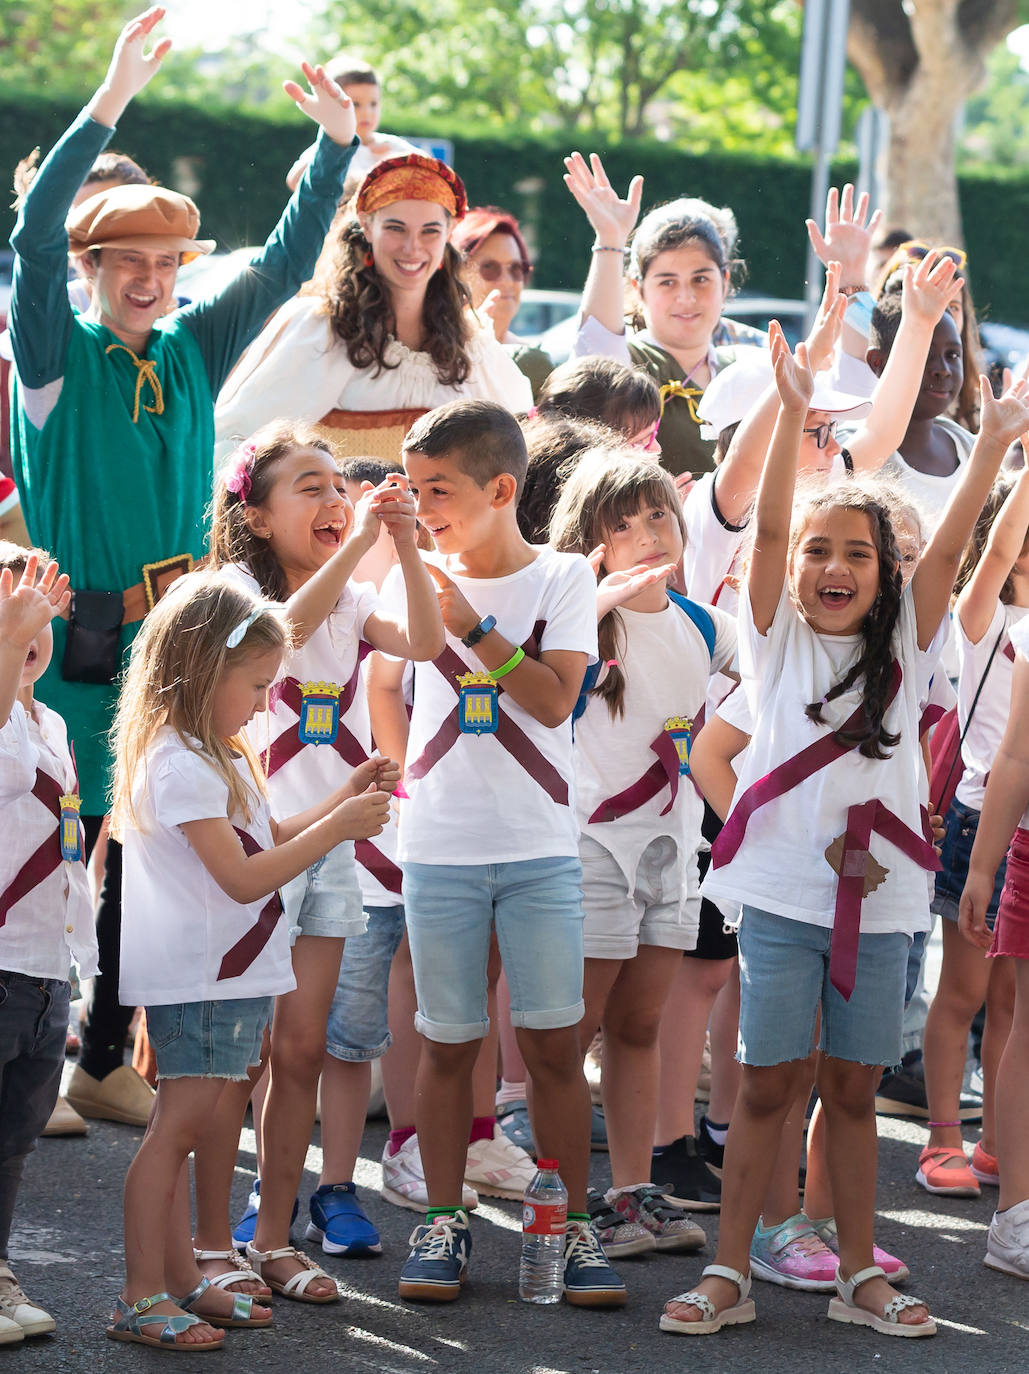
top-left (737, 907), bottom-right (911, 1068)
top-left (0, 971), bottom-right (69, 1166)
top-left (282, 840), bottom-right (367, 943)
top-left (145, 997), bottom-right (272, 1081)
top-left (580, 834), bottom-right (699, 958)
top-left (325, 904), bottom-right (405, 1062)
top-left (931, 798), bottom-right (1006, 930)
top-left (402, 856), bottom-right (585, 1043)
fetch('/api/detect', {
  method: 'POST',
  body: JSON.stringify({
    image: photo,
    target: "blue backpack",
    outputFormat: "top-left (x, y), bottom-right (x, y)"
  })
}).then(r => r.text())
top-left (572, 590), bottom-right (717, 725)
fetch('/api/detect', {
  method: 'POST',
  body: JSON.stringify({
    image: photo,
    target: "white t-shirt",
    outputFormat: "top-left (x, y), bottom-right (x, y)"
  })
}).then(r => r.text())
top-left (955, 601), bottom-right (1029, 810)
top-left (575, 599), bottom-right (735, 893)
top-left (701, 582), bottom-right (943, 935)
top-left (873, 418), bottom-right (975, 531)
top-left (120, 730), bottom-right (295, 1005)
top-left (0, 700), bottom-right (97, 981)
top-left (387, 547), bottom-right (598, 864)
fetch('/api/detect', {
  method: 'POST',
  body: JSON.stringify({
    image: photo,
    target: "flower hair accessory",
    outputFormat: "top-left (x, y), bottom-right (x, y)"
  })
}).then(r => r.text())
top-left (224, 444), bottom-right (256, 503)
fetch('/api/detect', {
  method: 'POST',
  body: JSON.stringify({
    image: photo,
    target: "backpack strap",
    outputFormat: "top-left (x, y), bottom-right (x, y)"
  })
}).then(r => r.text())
top-left (667, 589), bottom-right (716, 661)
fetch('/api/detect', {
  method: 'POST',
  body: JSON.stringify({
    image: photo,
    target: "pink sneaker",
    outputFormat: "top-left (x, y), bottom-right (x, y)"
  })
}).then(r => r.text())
top-left (810, 1215), bottom-right (911, 1282)
top-left (749, 1213), bottom-right (838, 1291)
top-left (971, 1141), bottom-right (1000, 1187)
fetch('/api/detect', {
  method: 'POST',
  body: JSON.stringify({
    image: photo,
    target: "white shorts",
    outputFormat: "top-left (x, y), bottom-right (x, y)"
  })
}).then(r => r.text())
top-left (580, 833), bottom-right (699, 959)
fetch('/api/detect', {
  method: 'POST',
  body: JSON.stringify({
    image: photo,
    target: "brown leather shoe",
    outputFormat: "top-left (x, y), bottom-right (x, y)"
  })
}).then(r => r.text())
top-left (41, 1095), bottom-right (88, 1137)
top-left (66, 1065), bottom-right (154, 1127)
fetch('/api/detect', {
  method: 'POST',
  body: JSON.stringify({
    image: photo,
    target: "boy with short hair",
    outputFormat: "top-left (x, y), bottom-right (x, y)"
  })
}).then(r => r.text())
top-left (372, 399), bottom-right (625, 1305)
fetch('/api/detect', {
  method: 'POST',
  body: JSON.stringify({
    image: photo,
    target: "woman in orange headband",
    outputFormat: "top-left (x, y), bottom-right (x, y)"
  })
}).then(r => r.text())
top-left (215, 154), bottom-right (532, 453)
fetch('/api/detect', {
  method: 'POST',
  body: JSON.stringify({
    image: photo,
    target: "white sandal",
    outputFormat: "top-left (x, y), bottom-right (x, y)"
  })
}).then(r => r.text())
top-left (193, 1247), bottom-right (269, 1294)
top-left (660, 1264), bottom-right (756, 1335)
top-left (245, 1244), bottom-right (338, 1304)
top-left (827, 1265), bottom-right (936, 1338)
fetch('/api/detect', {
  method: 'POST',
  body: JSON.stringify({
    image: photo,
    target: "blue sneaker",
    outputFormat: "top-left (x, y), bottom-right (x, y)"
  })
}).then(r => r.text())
top-left (397, 1210), bottom-right (471, 1302)
top-left (232, 1180), bottom-right (299, 1251)
top-left (496, 1100), bottom-right (535, 1155)
top-left (590, 1104), bottom-right (609, 1152)
top-left (563, 1218), bottom-right (627, 1306)
top-left (306, 1182), bottom-right (381, 1256)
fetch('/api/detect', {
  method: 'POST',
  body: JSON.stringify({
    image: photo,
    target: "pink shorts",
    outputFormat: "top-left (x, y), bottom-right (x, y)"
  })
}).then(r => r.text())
top-left (991, 827), bottom-right (1029, 960)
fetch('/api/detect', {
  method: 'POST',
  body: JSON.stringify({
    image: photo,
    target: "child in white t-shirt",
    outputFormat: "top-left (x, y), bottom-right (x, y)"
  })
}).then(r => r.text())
top-left (203, 421), bottom-right (441, 1300)
top-left (0, 546), bottom-right (89, 1342)
top-left (549, 448), bottom-right (735, 1253)
top-left (661, 330), bottom-right (1029, 1338)
top-left (108, 573), bottom-right (397, 1347)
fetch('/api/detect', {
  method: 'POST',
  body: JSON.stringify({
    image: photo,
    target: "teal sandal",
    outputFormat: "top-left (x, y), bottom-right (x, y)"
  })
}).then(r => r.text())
top-left (179, 1275), bottom-right (273, 1329)
top-left (106, 1292), bottom-right (224, 1350)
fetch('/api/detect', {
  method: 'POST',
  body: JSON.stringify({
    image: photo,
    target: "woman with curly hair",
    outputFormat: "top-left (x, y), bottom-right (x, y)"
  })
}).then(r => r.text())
top-left (215, 155), bottom-right (531, 457)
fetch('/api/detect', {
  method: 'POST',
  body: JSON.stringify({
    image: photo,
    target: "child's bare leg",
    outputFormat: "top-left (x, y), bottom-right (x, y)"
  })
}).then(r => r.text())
top-left (470, 941), bottom-right (502, 1118)
top-left (318, 1056), bottom-right (370, 1184)
top-left (600, 946), bottom-right (683, 1186)
top-left (252, 934), bottom-right (343, 1297)
top-left (654, 955), bottom-right (732, 1145)
top-left (249, 1063), bottom-right (269, 1172)
top-left (923, 918), bottom-right (992, 1157)
top-left (803, 1098), bottom-right (833, 1219)
top-left (996, 960), bottom-right (1029, 1212)
top-left (497, 970), bottom-right (528, 1089)
top-left (981, 956), bottom-right (1015, 1156)
top-left (818, 1054), bottom-right (930, 1326)
top-left (415, 1037), bottom-right (479, 1205)
top-left (382, 933), bottom-right (419, 1130)
top-left (663, 1057), bottom-right (812, 1322)
top-left (707, 967), bottom-right (742, 1126)
top-left (517, 1025), bottom-right (591, 1211)
top-left (760, 1055), bottom-right (816, 1224)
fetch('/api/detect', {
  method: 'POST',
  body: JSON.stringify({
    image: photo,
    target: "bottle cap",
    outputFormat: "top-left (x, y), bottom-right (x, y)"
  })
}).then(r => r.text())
top-left (536, 1158), bottom-right (559, 1170)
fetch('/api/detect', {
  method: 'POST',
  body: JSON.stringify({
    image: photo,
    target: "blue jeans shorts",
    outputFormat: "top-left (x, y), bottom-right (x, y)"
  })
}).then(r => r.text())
top-left (402, 856), bottom-right (585, 1043)
top-left (145, 997), bottom-right (272, 1081)
top-left (325, 904), bottom-right (405, 1062)
top-left (737, 906), bottom-right (911, 1068)
top-left (931, 798), bottom-right (1007, 930)
top-left (0, 971), bottom-right (68, 1179)
top-left (282, 839), bottom-right (367, 944)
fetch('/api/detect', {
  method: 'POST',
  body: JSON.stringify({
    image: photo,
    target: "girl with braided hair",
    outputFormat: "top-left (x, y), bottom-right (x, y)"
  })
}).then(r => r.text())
top-left (659, 323), bottom-right (1029, 1340)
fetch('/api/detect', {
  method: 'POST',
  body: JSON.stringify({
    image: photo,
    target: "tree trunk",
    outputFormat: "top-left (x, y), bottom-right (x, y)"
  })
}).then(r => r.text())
top-left (881, 65), bottom-right (965, 241)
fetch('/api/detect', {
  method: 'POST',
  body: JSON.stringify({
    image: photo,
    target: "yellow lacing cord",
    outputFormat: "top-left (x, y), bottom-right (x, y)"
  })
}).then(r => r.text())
top-left (104, 343), bottom-right (164, 424)
top-left (658, 378), bottom-right (703, 424)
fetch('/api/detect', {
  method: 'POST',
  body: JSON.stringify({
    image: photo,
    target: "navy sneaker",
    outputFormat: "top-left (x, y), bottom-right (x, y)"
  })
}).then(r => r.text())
top-left (496, 1100), bottom-right (535, 1155)
top-left (563, 1218), bottom-right (627, 1307)
top-left (590, 1104), bottom-right (609, 1152)
top-left (232, 1179), bottom-right (300, 1251)
top-left (306, 1182), bottom-right (382, 1257)
top-left (397, 1210), bottom-right (472, 1302)
top-left (651, 1135), bottom-right (721, 1211)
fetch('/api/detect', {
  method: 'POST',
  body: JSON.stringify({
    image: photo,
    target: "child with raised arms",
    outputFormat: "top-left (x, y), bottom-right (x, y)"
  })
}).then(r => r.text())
top-left (109, 573), bottom-right (397, 1348)
top-left (548, 449), bottom-right (735, 1255)
top-left (659, 324), bottom-right (1029, 1338)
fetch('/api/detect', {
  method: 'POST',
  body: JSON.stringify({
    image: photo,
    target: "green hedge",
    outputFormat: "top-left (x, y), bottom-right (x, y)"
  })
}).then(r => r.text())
top-left (1, 93), bottom-right (1025, 324)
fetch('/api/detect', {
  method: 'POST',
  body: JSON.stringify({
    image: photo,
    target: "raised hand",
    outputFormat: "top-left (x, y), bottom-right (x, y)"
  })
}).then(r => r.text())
top-left (805, 184), bottom-right (882, 291)
top-left (0, 555), bottom-right (71, 650)
top-left (805, 260), bottom-right (846, 372)
top-left (769, 320), bottom-right (815, 415)
top-left (900, 250), bottom-right (963, 327)
top-left (425, 563), bottom-right (480, 640)
top-left (99, 6), bottom-right (171, 108)
top-left (369, 475), bottom-right (418, 549)
top-left (979, 374), bottom-right (1029, 449)
top-left (284, 61), bottom-right (357, 147)
top-left (563, 152), bottom-right (642, 249)
top-left (596, 561), bottom-right (679, 621)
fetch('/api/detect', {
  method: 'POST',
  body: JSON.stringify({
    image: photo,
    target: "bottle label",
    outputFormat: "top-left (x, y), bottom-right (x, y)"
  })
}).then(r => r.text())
top-left (522, 1201), bottom-right (567, 1236)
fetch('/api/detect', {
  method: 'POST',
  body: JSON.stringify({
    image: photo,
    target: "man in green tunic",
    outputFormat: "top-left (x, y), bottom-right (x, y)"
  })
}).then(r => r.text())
top-left (8, 7), bottom-right (358, 1124)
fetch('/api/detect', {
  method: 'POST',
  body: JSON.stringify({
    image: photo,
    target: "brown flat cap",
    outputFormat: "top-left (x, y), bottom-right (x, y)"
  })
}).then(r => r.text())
top-left (66, 184), bottom-right (215, 261)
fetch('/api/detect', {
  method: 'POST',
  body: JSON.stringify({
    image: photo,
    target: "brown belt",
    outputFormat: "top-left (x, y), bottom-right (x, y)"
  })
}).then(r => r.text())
top-left (62, 554), bottom-right (202, 626)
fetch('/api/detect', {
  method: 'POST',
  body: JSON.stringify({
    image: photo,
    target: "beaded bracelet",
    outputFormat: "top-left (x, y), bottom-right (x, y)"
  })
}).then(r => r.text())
top-left (591, 244), bottom-right (626, 254)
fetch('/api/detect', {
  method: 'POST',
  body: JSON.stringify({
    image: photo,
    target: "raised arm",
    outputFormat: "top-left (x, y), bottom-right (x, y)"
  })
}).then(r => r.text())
top-left (563, 152), bottom-right (642, 339)
top-left (956, 460), bottom-right (1029, 644)
top-left (913, 377), bottom-right (1029, 649)
top-left (747, 323), bottom-right (814, 634)
top-left (805, 183), bottom-right (882, 296)
top-left (361, 481), bottom-right (446, 662)
top-left (0, 557), bottom-right (70, 729)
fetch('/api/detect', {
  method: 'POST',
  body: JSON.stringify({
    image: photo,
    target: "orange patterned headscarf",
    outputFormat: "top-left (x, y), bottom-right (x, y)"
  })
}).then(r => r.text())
top-left (355, 154), bottom-right (467, 220)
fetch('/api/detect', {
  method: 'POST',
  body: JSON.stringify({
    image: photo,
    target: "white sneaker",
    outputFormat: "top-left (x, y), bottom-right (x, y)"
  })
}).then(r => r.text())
top-left (380, 1134), bottom-right (479, 1214)
top-left (464, 1123), bottom-right (537, 1200)
top-left (0, 1312), bottom-right (22, 1346)
top-left (0, 1265), bottom-right (55, 1337)
top-left (984, 1198), bottom-right (1029, 1278)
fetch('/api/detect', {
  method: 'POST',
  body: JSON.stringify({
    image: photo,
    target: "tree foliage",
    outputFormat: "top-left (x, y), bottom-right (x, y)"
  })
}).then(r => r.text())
top-left (0, 0), bottom-right (133, 96)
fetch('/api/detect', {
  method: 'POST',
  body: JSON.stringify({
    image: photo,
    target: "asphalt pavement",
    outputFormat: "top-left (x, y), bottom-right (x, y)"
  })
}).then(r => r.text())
top-left (8, 1101), bottom-right (1029, 1373)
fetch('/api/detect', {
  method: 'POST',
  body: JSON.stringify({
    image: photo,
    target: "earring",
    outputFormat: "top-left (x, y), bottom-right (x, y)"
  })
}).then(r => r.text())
top-left (364, 251), bottom-right (374, 268)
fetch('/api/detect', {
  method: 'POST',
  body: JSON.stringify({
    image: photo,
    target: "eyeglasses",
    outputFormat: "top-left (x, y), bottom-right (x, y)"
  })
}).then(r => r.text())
top-left (226, 608), bottom-right (262, 649)
top-left (803, 420), bottom-right (839, 450)
top-left (630, 418), bottom-right (661, 452)
top-left (898, 241), bottom-right (967, 271)
top-left (476, 259), bottom-right (532, 283)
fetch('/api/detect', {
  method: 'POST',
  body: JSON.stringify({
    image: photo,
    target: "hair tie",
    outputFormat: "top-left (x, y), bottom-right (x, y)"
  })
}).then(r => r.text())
top-left (819, 693), bottom-right (829, 705)
top-left (606, 659), bottom-right (619, 668)
top-left (224, 442), bottom-right (256, 503)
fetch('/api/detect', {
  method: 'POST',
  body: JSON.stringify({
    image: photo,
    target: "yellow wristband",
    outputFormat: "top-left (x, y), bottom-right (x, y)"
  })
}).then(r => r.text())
top-left (489, 647), bottom-right (525, 680)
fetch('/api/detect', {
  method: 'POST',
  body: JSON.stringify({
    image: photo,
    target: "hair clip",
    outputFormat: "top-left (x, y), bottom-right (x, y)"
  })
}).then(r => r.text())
top-left (226, 606), bottom-right (262, 649)
top-left (224, 442), bottom-right (257, 503)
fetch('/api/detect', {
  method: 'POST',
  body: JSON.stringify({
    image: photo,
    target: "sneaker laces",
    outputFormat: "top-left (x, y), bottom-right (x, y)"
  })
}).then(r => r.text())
top-left (564, 1219), bottom-right (610, 1268)
top-left (410, 1217), bottom-right (459, 1259)
top-left (780, 1228), bottom-right (832, 1259)
top-left (0, 1274), bottom-right (28, 1305)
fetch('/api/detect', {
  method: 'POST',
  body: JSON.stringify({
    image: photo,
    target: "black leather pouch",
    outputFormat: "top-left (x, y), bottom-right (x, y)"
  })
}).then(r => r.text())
top-left (61, 590), bottom-right (123, 684)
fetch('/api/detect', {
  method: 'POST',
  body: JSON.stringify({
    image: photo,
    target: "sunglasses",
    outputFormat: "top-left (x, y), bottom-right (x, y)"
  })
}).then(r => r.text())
top-left (476, 259), bottom-right (532, 283)
top-left (898, 241), bottom-right (968, 271)
top-left (803, 420), bottom-right (839, 450)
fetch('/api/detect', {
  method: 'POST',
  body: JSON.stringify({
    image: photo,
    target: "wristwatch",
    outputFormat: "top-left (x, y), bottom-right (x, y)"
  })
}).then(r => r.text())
top-left (462, 614), bottom-right (496, 648)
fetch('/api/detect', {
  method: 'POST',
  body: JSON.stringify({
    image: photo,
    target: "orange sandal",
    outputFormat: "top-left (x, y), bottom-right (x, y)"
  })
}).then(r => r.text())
top-left (916, 1145), bottom-right (980, 1197)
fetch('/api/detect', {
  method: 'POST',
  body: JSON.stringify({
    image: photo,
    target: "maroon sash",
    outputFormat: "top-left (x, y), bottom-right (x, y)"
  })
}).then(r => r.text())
top-left (406, 623), bottom-right (570, 806)
top-left (0, 768), bottom-right (66, 929)
top-left (266, 641), bottom-right (372, 777)
top-left (589, 728), bottom-right (683, 823)
top-left (217, 828), bottom-right (285, 980)
top-left (918, 700), bottom-right (948, 737)
top-left (1004, 639), bottom-right (1017, 663)
top-left (354, 837), bottom-right (403, 897)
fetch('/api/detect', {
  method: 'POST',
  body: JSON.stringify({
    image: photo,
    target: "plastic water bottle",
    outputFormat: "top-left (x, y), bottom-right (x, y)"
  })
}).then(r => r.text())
top-left (519, 1158), bottom-right (567, 1304)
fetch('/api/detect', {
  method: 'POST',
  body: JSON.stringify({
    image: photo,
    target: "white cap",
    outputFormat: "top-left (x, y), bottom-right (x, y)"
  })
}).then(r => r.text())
top-left (697, 347), bottom-right (870, 439)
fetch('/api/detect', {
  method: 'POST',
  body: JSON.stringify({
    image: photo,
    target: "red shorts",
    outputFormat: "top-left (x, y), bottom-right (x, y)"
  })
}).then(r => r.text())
top-left (992, 826), bottom-right (1029, 960)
